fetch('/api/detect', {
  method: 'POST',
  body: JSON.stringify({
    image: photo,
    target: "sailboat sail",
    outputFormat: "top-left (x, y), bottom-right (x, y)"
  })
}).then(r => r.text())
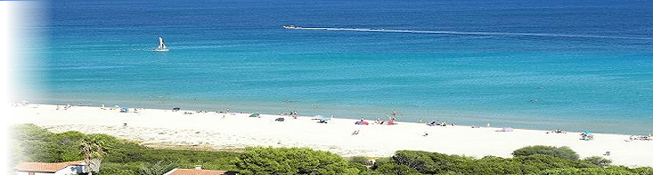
top-left (155, 36), bottom-right (169, 52)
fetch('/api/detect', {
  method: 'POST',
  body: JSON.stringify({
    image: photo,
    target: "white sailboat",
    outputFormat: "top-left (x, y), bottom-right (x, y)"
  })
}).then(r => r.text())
top-left (154, 36), bottom-right (169, 52)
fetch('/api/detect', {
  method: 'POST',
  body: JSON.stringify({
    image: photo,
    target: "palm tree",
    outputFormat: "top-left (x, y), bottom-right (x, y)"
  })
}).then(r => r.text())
top-left (138, 160), bottom-right (177, 175)
top-left (79, 136), bottom-right (107, 175)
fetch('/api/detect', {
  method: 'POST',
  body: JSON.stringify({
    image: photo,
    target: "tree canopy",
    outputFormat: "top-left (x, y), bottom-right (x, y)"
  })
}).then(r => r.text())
top-left (236, 147), bottom-right (360, 175)
top-left (512, 145), bottom-right (579, 160)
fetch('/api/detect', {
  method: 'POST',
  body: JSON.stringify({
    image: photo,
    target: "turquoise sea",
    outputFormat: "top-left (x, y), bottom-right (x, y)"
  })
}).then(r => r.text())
top-left (19, 0), bottom-right (653, 134)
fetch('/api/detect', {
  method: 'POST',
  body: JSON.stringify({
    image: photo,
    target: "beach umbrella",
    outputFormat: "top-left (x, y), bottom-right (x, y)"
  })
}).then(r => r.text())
top-left (315, 115), bottom-right (330, 122)
top-left (249, 113), bottom-right (260, 117)
top-left (355, 120), bottom-right (369, 125)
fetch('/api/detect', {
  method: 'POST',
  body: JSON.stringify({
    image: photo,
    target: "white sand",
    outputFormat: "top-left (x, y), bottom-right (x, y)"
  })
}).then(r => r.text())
top-left (10, 104), bottom-right (653, 167)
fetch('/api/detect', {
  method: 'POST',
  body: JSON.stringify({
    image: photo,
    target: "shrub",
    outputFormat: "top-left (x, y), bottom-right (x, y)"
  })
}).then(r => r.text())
top-left (392, 150), bottom-right (473, 174)
top-left (582, 156), bottom-right (611, 167)
top-left (374, 163), bottom-right (424, 175)
top-left (138, 160), bottom-right (177, 175)
top-left (512, 145), bottom-right (579, 160)
top-left (371, 157), bottom-right (393, 170)
top-left (235, 147), bottom-right (359, 175)
top-left (11, 124), bottom-right (52, 140)
top-left (350, 156), bottom-right (371, 165)
top-left (10, 124), bottom-right (55, 164)
top-left (349, 162), bottom-right (371, 173)
top-left (472, 156), bottom-right (522, 174)
top-left (629, 167), bottom-right (653, 175)
top-left (96, 162), bottom-right (140, 175)
top-left (536, 167), bottom-right (637, 175)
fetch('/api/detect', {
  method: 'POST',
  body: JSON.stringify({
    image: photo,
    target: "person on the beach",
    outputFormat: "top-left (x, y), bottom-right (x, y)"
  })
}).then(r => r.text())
top-left (388, 110), bottom-right (398, 122)
top-left (486, 122), bottom-right (491, 128)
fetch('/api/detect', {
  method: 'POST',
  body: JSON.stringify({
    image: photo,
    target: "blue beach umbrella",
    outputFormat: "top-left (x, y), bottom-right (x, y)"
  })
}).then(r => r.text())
top-left (315, 115), bottom-right (330, 122)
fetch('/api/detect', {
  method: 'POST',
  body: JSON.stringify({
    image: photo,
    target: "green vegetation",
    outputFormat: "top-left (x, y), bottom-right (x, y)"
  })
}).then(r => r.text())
top-left (138, 160), bottom-right (177, 175)
top-left (10, 124), bottom-right (240, 175)
top-left (381, 151), bottom-right (594, 175)
top-left (236, 147), bottom-right (360, 174)
top-left (512, 145), bottom-right (579, 160)
top-left (582, 156), bottom-right (612, 167)
top-left (10, 124), bottom-right (652, 175)
top-left (535, 168), bottom-right (638, 175)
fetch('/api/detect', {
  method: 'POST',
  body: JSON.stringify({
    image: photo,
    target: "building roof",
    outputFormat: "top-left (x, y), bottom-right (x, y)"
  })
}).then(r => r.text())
top-left (164, 168), bottom-right (227, 175)
top-left (14, 160), bottom-right (86, 173)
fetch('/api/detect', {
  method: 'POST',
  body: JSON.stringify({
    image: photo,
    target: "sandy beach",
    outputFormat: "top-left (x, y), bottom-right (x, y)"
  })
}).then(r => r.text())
top-left (10, 103), bottom-right (653, 167)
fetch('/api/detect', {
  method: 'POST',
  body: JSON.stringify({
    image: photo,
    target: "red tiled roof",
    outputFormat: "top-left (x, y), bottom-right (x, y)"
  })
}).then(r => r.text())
top-left (14, 160), bottom-right (85, 172)
top-left (166, 168), bottom-right (227, 175)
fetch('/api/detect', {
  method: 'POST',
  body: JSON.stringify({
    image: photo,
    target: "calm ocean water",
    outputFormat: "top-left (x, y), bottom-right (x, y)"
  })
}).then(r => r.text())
top-left (19, 0), bottom-right (653, 134)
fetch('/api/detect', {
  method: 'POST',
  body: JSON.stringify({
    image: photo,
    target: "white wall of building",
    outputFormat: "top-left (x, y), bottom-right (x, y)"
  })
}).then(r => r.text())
top-left (16, 165), bottom-right (85, 175)
top-left (54, 165), bottom-right (85, 175)
top-left (16, 171), bottom-right (31, 175)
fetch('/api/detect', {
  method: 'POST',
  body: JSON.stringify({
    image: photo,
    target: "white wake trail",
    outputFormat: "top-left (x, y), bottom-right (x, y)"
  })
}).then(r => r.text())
top-left (285, 27), bottom-right (653, 40)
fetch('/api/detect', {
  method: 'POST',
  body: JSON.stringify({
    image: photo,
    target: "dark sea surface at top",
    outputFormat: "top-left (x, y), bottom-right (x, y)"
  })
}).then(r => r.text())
top-left (20, 0), bottom-right (653, 134)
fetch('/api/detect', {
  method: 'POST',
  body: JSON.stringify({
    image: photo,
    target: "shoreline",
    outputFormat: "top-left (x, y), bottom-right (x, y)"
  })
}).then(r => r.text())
top-left (11, 103), bottom-right (653, 167)
top-left (21, 98), bottom-right (653, 135)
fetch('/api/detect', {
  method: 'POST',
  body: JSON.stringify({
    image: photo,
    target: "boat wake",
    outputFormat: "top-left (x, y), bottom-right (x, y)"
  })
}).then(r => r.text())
top-left (284, 26), bottom-right (653, 40)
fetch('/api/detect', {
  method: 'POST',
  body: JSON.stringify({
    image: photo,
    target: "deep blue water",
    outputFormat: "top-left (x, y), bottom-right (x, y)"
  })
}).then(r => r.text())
top-left (20, 0), bottom-right (653, 134)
